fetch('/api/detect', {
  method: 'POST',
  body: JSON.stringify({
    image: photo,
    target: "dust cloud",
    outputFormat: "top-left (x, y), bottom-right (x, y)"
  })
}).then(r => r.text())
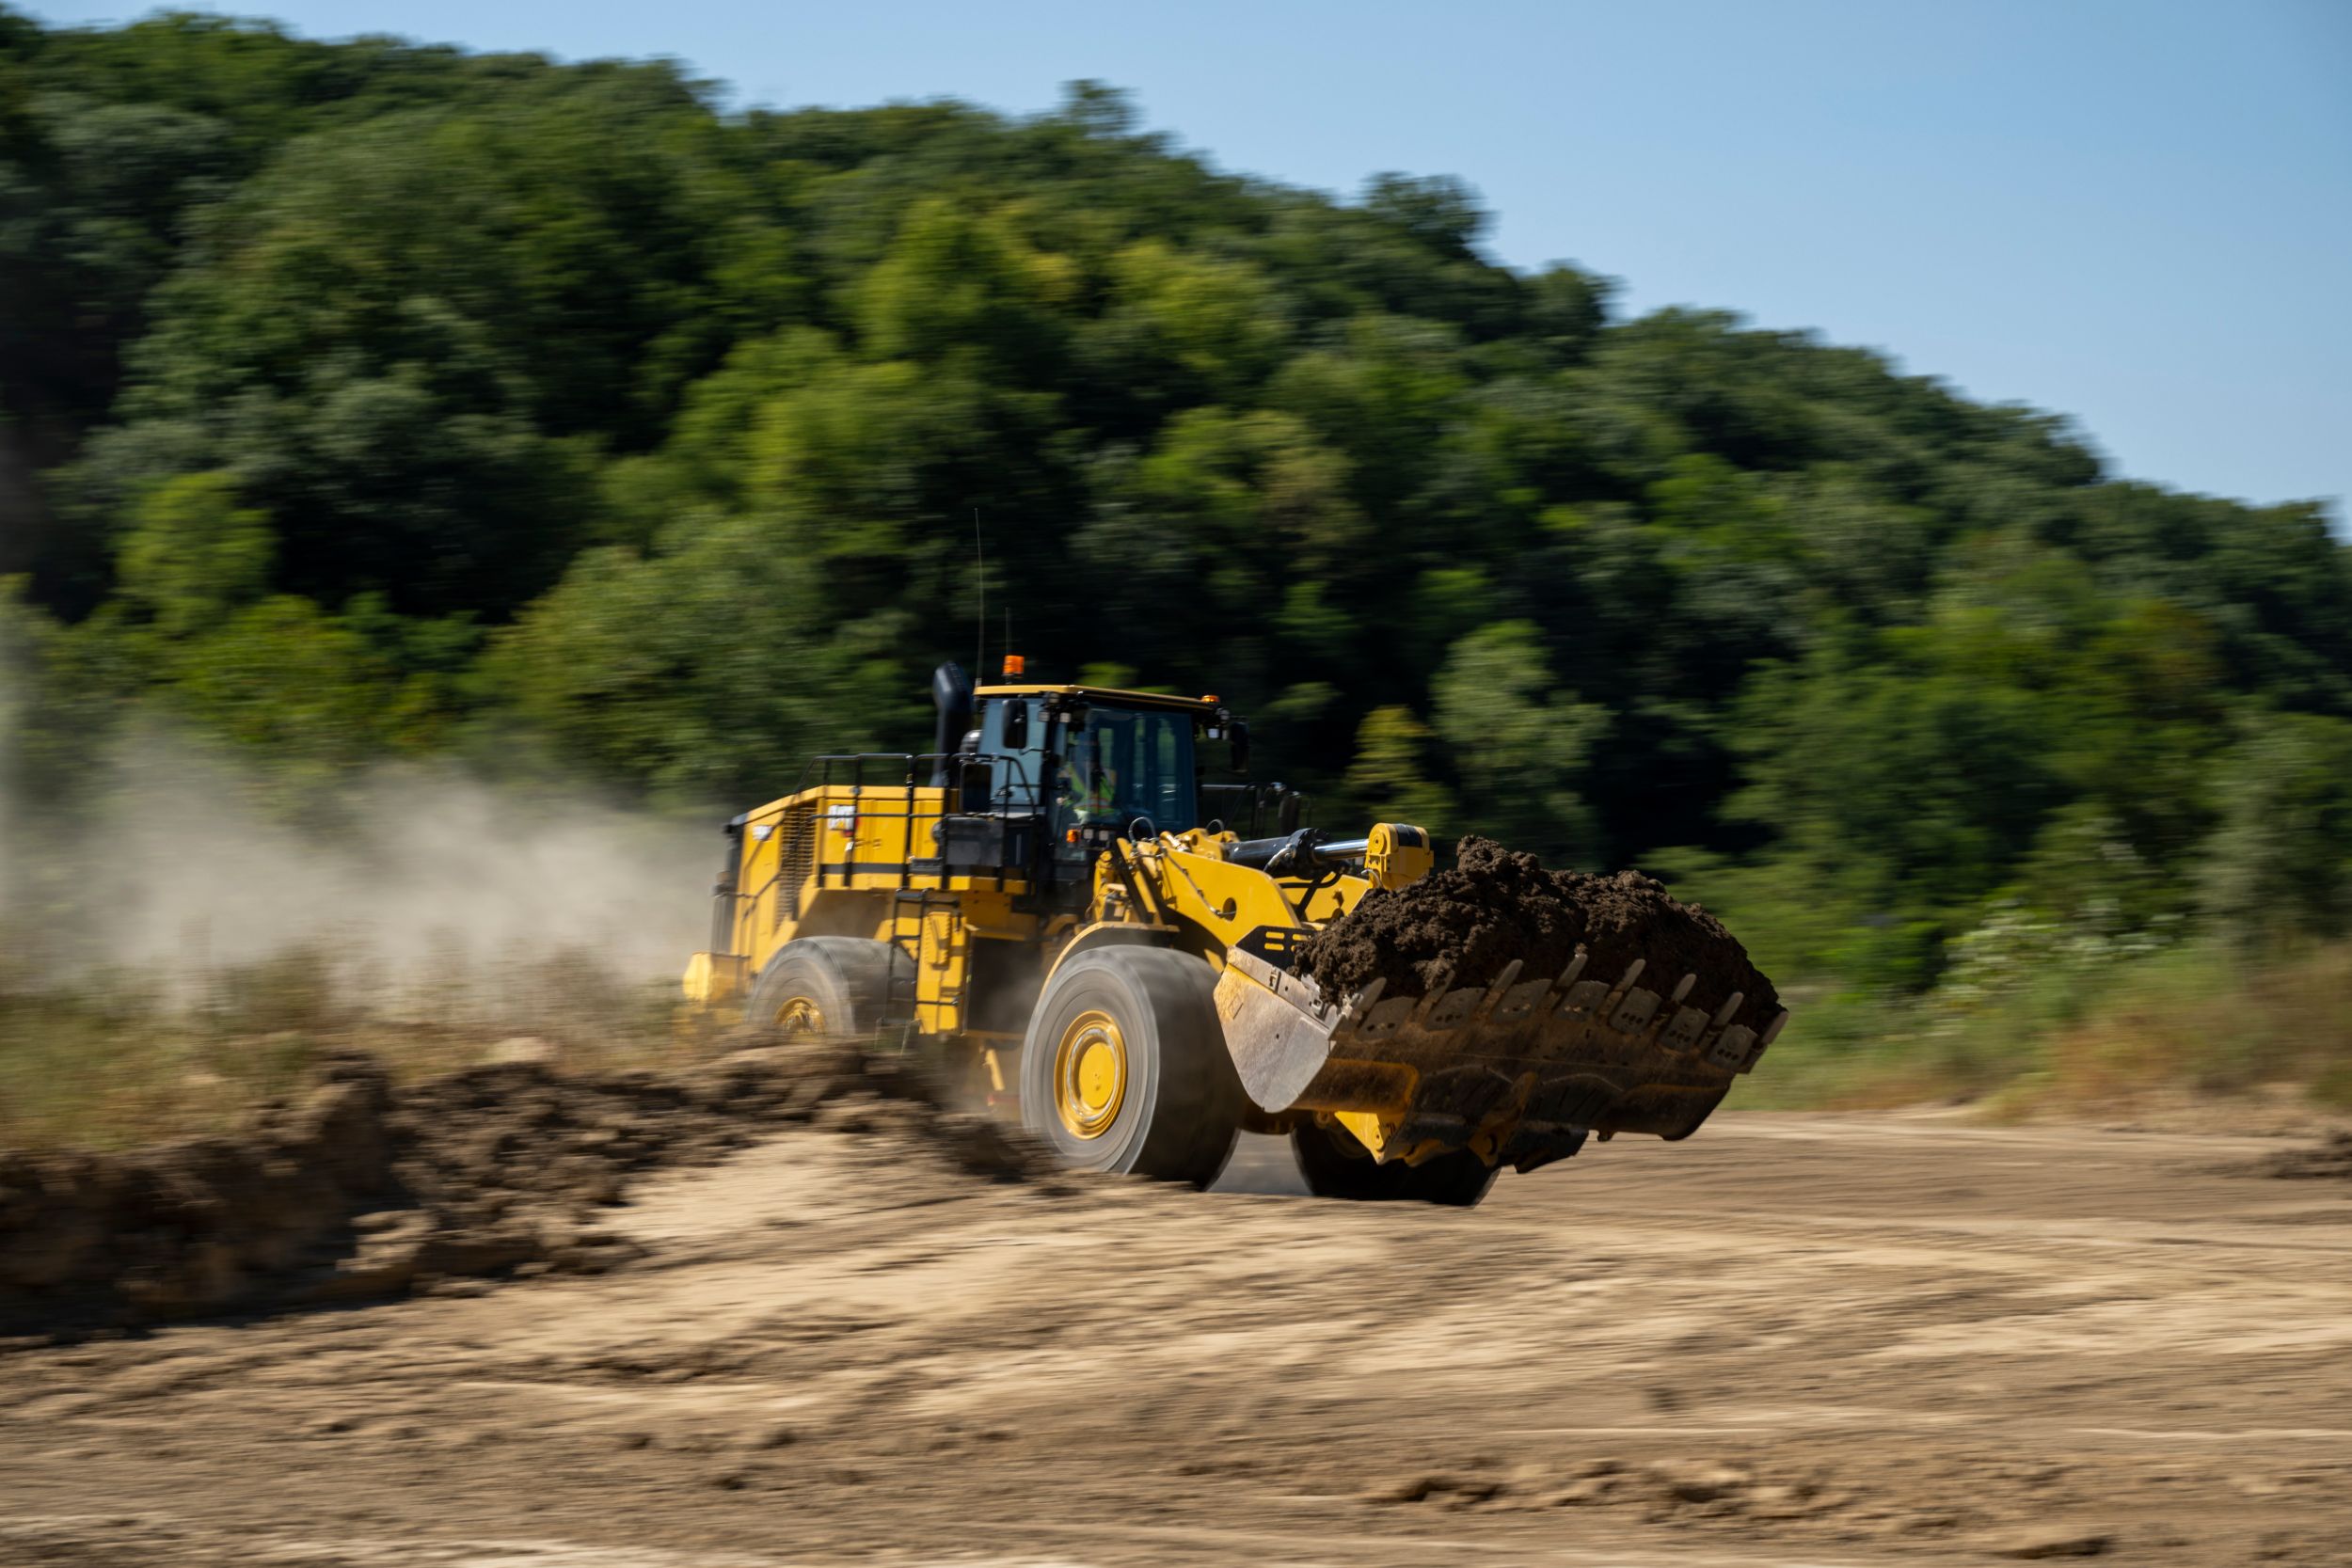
top-left (1, 723), bottom-right (718, 991)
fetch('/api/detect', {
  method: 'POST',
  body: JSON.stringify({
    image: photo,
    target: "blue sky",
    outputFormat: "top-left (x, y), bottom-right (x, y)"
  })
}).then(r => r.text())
top-left (31, 0), bottom-right (2352, 521)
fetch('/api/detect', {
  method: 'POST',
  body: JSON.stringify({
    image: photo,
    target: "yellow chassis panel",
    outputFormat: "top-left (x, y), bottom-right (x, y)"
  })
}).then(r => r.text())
top-left (690, 800), bottom-right (1438, 1132)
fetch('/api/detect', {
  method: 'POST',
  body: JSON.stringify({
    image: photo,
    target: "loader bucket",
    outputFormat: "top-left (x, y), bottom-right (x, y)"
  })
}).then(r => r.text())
top-left (1213, 926), bottom-right (1787, 1172)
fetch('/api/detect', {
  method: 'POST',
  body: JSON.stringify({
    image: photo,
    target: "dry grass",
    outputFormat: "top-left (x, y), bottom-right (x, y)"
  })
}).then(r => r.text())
top-left (1731, 942), bottom-right (2352, 1119)
top-left (2022, 942), bottom-right (2352, 1114)
top-left (0, 940), bottom-right (708, 1151)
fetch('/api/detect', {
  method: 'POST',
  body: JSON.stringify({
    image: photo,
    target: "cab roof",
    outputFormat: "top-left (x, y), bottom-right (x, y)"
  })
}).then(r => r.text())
top-left (976, 684), bottom-right (1219, 715)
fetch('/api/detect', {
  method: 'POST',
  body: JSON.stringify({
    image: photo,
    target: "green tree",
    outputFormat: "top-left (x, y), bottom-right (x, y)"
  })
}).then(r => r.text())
top-left (486, 512), bottom-right (913, 800)
top-left (114, 470), bottom-right (268, 635)
top-left (1431, 622), bottom-right (1607, 863)
top-left (157, 596), bottom-right (435, 781)
top-left (1343, 705), bottom-right (1454, 832)
top-left (855, 198), bottom-right (1074, 372)
top-left (2201, 714), bottom-right (2352, 946)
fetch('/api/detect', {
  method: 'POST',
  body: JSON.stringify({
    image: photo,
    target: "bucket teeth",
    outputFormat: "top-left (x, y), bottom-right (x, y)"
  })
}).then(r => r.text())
top-left (1352, 992), bottom-right (1418, 1044)
top-left (1562, 978), bottom-right (1611, 1017)
top-left (1426, 985), bottom-right (1482, 1030)
top-left (1469, 959), bottom-right (1525, 1025)
top-left (1336, 976), bottom-right (1387, 1028)
top-left (1407, 964), bottom-right (1457, 1025)
top-left (1661, 1004), bottom-right (1709, 1053)
top-left (1215, 923), bottom-right (1787, 1143)
top-left (1707, 1024), bottom-right (1758, 1070)
top-left (1593, 957), bottom-right (1650, 1035)
top-left (1493, 973), bottom-right (1555, 1025)
top-left (1608, 986), bottom-right (1662, 1036)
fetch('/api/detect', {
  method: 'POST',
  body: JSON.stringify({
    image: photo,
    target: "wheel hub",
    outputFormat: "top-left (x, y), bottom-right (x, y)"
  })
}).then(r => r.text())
top-left (774, 996), bottom-right (825, 1035)
top-left (1053, 1009), bottom-right (1128, 1139)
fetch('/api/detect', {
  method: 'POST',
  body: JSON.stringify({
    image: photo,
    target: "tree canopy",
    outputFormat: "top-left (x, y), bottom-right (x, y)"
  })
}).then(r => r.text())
top-left (5, 8), bottom-right (2348, 990)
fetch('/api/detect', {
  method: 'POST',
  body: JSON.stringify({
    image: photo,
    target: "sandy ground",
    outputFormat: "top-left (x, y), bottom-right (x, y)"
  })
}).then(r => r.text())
top-left (4, 1112), bottom-right (2349, 1567)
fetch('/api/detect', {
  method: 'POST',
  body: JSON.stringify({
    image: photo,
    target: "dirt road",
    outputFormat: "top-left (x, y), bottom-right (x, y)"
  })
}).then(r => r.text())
top-left (5, 1111), bottom-right (2348, 1566)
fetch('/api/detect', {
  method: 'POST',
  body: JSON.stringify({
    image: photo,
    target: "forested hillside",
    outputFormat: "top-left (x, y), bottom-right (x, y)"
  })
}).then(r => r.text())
top-left (6, 9), bottom-right (2350, 1070)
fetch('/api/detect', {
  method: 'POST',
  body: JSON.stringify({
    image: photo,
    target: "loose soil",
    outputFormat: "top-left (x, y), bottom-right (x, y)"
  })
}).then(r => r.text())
top-left (5, 1111), bottom-right (2348, 1565)
top-left (1295, 836), bottom-right (1780, 1028)
top-left (0, 1037), bottom-right (1037, 1336)
top-left (2253, 1129), bottom-right (2352, 1180)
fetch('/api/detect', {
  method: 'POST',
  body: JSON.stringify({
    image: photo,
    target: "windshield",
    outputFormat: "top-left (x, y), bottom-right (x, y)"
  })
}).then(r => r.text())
top-left (1055, 707), bottom-right (1198, 837)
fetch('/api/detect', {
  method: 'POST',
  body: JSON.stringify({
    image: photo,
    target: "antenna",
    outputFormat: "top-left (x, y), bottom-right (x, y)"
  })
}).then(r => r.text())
top-left (973, 509), bottom-right (984, 679)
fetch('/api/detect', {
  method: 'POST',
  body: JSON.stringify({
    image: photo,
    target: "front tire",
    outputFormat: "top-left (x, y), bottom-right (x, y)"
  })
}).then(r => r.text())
top-left (1291, 1119), bottom-right (1499, 1208)
top-left (1019, 946), bottom-right (1242, 1186)
top-left (748, 938), bottom-right (906, 1037)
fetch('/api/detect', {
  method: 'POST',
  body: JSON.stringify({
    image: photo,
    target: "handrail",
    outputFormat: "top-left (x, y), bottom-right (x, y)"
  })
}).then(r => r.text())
top-left (788, 750), bottom-right (1047, 811)
top-left (723, 752), bottom-right (1051, 955)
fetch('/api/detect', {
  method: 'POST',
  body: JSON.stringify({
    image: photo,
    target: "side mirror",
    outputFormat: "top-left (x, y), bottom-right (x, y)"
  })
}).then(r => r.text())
top-left (1228, 715), bottom-right (1249, 774)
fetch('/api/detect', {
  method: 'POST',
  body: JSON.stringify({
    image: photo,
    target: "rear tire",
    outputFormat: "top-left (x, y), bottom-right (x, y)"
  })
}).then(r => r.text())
top-left (1291, 1119), bottom-right (1499, 1208)
top-left (1020, 946), bottom-right (1242, 1186)
top-left (748, 938), bottom-right (906, 1037)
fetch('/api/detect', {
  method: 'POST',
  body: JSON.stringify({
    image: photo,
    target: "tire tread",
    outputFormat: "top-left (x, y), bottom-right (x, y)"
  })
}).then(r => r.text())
top-left (1020, 945), bottom-right (1242, 1187)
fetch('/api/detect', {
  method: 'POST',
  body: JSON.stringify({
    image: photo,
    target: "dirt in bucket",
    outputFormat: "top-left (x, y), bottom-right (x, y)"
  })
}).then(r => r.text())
top-left (1292, 836), bottom-right (1779, 1028)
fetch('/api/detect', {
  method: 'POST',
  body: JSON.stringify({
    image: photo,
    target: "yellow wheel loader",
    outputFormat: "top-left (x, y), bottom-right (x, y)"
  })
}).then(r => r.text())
top-left (682, 662), bottom-right (1785, 1202)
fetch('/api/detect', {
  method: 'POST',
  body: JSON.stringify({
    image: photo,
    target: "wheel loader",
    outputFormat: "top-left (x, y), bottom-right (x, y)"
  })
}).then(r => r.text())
top-left (682, 661), bottom-right (1785, 1204)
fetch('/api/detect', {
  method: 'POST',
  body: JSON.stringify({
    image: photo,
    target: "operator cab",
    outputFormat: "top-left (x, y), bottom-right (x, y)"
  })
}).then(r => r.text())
top-left (930, 661), bottom-right (1283, 888)
top-left (974, 683), bottom-right (1220, 863)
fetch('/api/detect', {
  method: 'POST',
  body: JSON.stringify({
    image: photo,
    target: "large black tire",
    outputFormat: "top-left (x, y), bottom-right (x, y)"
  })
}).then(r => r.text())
top-left (747, 937), bottom-right (907, 1037)
top-left (1291, 1119), bottom-right (1500, 1208)
top-left (1019, 946), bottom-right (1243, 1187)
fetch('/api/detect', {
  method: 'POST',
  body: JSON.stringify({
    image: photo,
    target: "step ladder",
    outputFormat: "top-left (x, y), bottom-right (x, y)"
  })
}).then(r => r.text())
top-left (882, 890), bottom-right (964, 1047)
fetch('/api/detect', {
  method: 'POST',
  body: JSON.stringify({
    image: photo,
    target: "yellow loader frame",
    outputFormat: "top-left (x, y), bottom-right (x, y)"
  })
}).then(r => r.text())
top-left (682, 684), bottom-right (1430, 1110)
top-left (685, 676), bottom-right (1778, 1196)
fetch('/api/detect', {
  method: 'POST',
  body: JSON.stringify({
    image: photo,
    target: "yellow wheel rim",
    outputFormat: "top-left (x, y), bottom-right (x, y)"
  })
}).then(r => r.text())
top-left (773, 995), bottom-right (825, 1035)
top-left (1052, 1009), bottom-right (1127, 1140)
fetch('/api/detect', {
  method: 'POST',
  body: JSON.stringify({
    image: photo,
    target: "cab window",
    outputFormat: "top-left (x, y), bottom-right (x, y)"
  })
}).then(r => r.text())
top-left (1054, 707), bottom-right (1198, 838)
top-left (976, 698), bottom-right (1046, 811)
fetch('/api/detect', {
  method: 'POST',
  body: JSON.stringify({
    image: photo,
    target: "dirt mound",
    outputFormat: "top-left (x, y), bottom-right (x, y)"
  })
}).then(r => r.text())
top-left (0, 1036), bottom-right (1045, 1337)
top-left (1294, 836), bottom-right (1779, 1029)
top-left (2252, 1131), bottom-right (2352, 1180)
